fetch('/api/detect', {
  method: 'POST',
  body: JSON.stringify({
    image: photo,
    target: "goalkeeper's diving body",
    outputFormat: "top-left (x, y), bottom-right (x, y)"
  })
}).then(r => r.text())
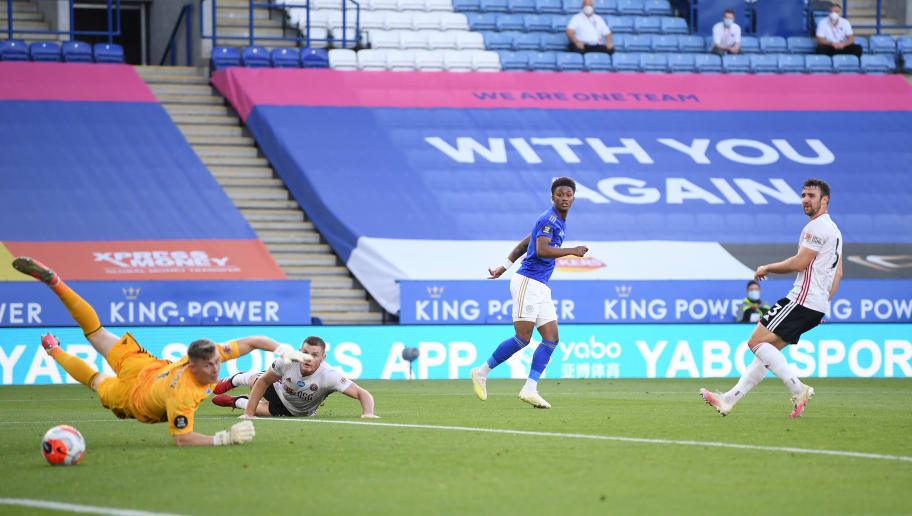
top-left (12, 256), bottom-right (311, 447)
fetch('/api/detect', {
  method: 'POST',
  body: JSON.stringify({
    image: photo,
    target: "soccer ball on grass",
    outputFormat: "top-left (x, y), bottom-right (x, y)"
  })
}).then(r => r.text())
top-left (41, 425), bottom-right (85, 465)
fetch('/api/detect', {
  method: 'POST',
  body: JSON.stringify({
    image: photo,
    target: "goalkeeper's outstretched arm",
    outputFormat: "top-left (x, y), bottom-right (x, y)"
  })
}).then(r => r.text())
top-left (172, 421), bottom-right (255, 446)
top-left (234, 336), bottom-right (311, 363)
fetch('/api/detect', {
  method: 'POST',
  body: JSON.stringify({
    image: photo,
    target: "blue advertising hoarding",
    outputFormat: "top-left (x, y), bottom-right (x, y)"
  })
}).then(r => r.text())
top-left (1, 323), bottom-right (909, 384)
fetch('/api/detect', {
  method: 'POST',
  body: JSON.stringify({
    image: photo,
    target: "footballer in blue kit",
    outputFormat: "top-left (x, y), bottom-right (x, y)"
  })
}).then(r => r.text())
top-left (470, 177), bottom-right (589, 409)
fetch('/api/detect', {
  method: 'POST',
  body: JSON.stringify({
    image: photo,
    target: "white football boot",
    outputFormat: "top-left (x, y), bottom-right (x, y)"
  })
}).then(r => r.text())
top-left (470, 368), bottom-right (487, 401)
top-left (518, 388), bottom-right (551, 409)
top-left (789, 384), bottom-right (815, 419)
top-left (699, 388), bottom-right (733, 416)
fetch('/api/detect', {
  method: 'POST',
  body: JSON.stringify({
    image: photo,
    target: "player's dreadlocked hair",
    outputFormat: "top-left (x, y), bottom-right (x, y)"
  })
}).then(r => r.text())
top-left (803, 178), bottom-right (830, 200)
top-left (302, 336), bottom-right (327, 350)
top-left (188, 339), bottom-right (217, 361)
top-left (551, 177), bottom-right (576, 194)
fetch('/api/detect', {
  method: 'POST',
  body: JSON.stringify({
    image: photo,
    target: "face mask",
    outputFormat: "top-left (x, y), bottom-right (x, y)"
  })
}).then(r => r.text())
top-left (829, 11), bottom-right (839, 22)
top-left (723, 18), bottom-right (733, 27)
top-left (583, 5), bottom-right (594, 15)
top-left (748, 291), bottom-right (760, 301)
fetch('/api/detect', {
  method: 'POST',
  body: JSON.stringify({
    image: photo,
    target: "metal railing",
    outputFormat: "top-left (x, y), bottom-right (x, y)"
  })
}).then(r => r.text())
top-left (160, 3), bottom-right (193, 65)
top-left (841, 0), bottom-right (912, 35)
top-left (4, 0), bottom-right (121, 42)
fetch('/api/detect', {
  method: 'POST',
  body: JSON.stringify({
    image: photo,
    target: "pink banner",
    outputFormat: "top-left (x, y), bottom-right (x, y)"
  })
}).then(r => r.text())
top-left (0, 62), bottom-right (157, 102)
top-left (211, 68), bottom-right (912, 120)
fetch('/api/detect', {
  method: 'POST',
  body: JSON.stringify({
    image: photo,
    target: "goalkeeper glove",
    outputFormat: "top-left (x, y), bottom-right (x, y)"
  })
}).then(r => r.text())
top-left (213, 420), bottom-right (255, 446)
top-left (275, 343), bottom-right (313, 363)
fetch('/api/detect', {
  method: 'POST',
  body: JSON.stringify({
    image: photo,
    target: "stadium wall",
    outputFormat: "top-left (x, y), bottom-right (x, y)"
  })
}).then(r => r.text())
top-left (1, 324), bottom-right (909, 384)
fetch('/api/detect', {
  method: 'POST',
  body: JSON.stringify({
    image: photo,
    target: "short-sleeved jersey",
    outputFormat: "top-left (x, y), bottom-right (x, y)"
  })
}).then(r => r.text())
top-left (786, 213), bottom-right (842, 314)
top-left (516, 207), bottom-right (566, 285)
top-left (816, 17), bottom-right (853, 43)
top-left (712, 21), bottom-right (741, 47)
top-left (268, 359), bottom-right (353, 416)
top-left (566, 12), bottom-right (611, 45)
top-left (129, 340), bottom-right (241, 435)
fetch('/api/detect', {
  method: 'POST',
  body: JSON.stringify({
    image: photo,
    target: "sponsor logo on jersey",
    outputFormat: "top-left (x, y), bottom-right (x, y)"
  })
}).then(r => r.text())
top-left (221, 343), bottom-right (233, 356)
top-left (555, 256), bottom-right (606, 272)
top-left (543, 225), bottom-right (552, 234)
top-left (297, 380), bottom-right (306, 387)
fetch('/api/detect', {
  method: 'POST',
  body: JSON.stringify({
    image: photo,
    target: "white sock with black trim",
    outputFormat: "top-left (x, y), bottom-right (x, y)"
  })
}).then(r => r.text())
top-left (722, 358), bottom-right (767, 406)
top-left (752, 343), bottom-right (803, 396)
top-left (232, 371), bottom-right (257, 388)
top-left (234, 396), bottom-right (249, 410)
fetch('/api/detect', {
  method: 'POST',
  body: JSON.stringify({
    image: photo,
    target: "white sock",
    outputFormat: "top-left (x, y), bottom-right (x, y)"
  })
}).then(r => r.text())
top-left (477, 364), bottom-right (492, 377)
top-left (233, 371), bottom-right (256, 387)
top-left (723, 358), bottom-right (767, 406)
top-left (522, 378), bottom-right (538, 391)
top-left (235, 397), bottom-right (249, 410)
top-left (753, 343), bottom-right (803, 396)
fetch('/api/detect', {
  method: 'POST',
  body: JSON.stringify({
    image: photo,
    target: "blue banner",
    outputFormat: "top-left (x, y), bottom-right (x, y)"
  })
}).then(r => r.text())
top-left (0, 281), bottom-right (310, 327)
top-left (1, 324), bottom-right (909, 384)
top-left (400, 279), bottom-right (912, 324)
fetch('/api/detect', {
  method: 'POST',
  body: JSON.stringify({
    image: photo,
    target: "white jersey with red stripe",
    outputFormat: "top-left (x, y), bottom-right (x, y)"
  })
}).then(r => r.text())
top-left (786, 213), bottom-right (842, 313)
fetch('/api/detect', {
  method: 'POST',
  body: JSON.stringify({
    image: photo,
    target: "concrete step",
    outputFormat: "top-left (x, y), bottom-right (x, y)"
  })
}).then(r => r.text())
top-left (0, 2), bottom-right (39, 13)
top-left (217, 26), bottom-right (293, 38)
top-left (186, 134), bottom-right (256, 146)
top-left (214, 38), bottom-right (300, 48)
top-left (275, 255), bottom-right (337, 266)
top-left (0, 11), bottom-right (41, 21)
top-left (171, 114), bottom-right (238, 125)
top-left (192, 145), bottom-right (260, 158)
top-left (178, 124), bottom-right (245, 136)
top-left (166, 104), bottom-right (230, 116)
top-left (242, 208), bottom-right (305, 221)
top-left (307, 277), bottom-right (356, 289)
top-left (223, 187), bottom-right (289, 200)
top-left (267, 243), bottom-right (330, 255)
top-left (140, 74), bottom-right (209, 85)
top-left (250, 220), bottom-right (314, 231)
top-left (216, 6), bottom-right (278, 20)
top-left (135, 65), bottom-right (201, 76)
top-left (217, 16), bottom-right (289, 29)
top-left (312, 312), bottom-right (383, 324)
top-left (158, 94), bottom-right (224, 106)
top-left (149, 83), bottom-right (216, 96)
top-left (213, 166), bottom-right (275, 178)
top-left (282, 265), bottom-right (350, 276)
top-left (2, 20), bottom-right (44, 29)
top-left (233, 198), bottom-right (300, 209)
top-left (7, 32), bottom-right (58, 41)
top-left (258, 230), bottom-right (321, 244)
top-left (312, 300), bottom-right (371, 312)
top-left (312, 288), bottom-right (365, 299)
top-left (217, 176), bottom-right (284, 187)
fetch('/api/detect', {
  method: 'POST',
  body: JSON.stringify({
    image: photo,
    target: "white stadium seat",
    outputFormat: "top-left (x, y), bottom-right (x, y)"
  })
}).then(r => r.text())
top-left (440, 12), bottom-right (469, 31)
top-left (384, 11), bottom-right (414, 30)
top-left (425, 0), bottom-right (452, 10)
top-left (358, 49), bottom-right (388, 70)
top-left (443, 50), bottom-right (473, 71)
top-left (412, 12), bottom-right (442, 30)
top-left (312, 0), bottom-right (344, 9)
top-left (415, 49), bottom-right (446, 70)
top-left (400, 30), bottom-right (429, 49)
top-left (359, 10), bottom-right (388, 30)
top-left (369, 30), bottom-right (402, 48)
top-left (303, 27), bottom-right (330, 48)
top-left (471, 50), bottom-right (501, 71)
top-left (387, 49), bottom-right (417, 70)
top-left (427, 30), bottom-right (458, 49)
top-left (369, 0), bottom-right (398, 10)
top-left (455, 30), bottom-right (484, 50)
top-left (397, 0), bottom-right (427, 11)
top-left (328, 48), bottom-right (358, 69)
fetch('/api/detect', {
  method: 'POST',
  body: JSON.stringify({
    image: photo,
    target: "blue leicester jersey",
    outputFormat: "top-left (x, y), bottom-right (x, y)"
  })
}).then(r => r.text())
top-left (516, 207), bottom-right (566, 284)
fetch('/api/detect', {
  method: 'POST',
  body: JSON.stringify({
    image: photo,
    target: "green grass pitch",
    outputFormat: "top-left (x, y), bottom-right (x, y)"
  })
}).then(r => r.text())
top-left (1, 378), bottom-right (910, 516)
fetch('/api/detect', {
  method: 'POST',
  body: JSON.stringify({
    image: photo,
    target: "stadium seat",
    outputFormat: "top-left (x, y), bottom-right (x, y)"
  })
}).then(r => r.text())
top-left (854, 36), bottom-right (869, 53)
top-left (560, 0), bottom-right (578, 14)
top-left (370, 0), bottom-right (397, 9)
top-left (898, 37), bottom-right (912, 54)
top-left (467, 12), bottom-right (498, 30)
top-left (358, 49), bottom-right (388, 70)
top-left (634, 16), bottom-right (661, 34)
top-left (29, 42), bottom-right (61, 62)
top-left (749, 53), bottom-right (778, 73)
top-left (524, 13), bottom-right (553, 31)
top-left (369, 30), bottom-right (399, 49)
top-left (0, 39), bottom-right (29, 61)
top-left (498, 49), bottom-right (531, 69)
top-left (583, 51), bottom-right (612, 70)
top-left (303, 27), bottom-right (330, 48)
top-left (483, 31), bottom-right (516, 49)
top-left (902, 52), bottom-right (912, 73)
top-left (722, 53), bottom-right (749, 73)
top-left (777, 53), bottom-right (805, 73)
top-left (509, 0), bottom-right (536, 13)
top-left (399, 0), bottom-right (426, 10)
top-left (660, 16), bottom-right (688, 34)
top-left (651, 34), bottom-right (678, 52)
top-left (644, 0), bottom-right (671, 15)
top-left (868, 35), bottom-right (896, 55)
top-left (613, 51), bottom-right (641, 71)
top-left (328, 48), bottom-right (358, 69)
top-left (387, 49), bottom-right (417, 70)
top-left (556, 51), bottom-right (583, 70)
top-left (426, 0), bottom-right (452, 10)
top-left (832, 54), bottom-right (860, 73)
top-left (678, 34), bottom-right (705, 52)
top-left (804, 54), bottom-right (832, 73)
top-left (415, 49), bottom-right (446, 70)
top-left (211, 46), bottom-right (241, 70)
top-left (529, 50), bottom-right (558, 70)
top-left (300, 47), bottom-right (329, 67)
top-left (62, 41), bottom-right (93, 62)
top-left (428, 31), bottom-right (459, 49)
top-left (541, 32), bottom-right (570, 50)
top-left (625, 34), bottom-right (652, 52)
top-left (607, 15), bottom-right (634, 33)
top-left (401, 31), bottom-right (429, 49)
top-left (481, 0), bottom-right (509, 12)
top-left (385, 11), bottom-right (414, 30)
top-left (241, 46), bottom-right (270, 67)
top-left (787, 36), bottom-right (816, 53)
top-left (618, 0), bottom-right (645, 15)
top-left (536, 0), bottom-right (563, 14)
top-left (513, 32), bottom-right (542, 50)
top-left (270, 47), bottom-right (300, 67)
top-left (595, 0), bottom-right (619, 13)
top-left (456, 30), bottom-right (485, 49)
top-left (453, 0), bottom-right (481, 11)
top-left (551, 14), bottom-right (571, 30)
top-left (472, 49), bottom-right (502, 70)
top-left (496, 13), bottom-right (526, 31)
top-left (739, 36), bottom-right (759, 53)
top-left (694, 52), bottom-right (722, 72)
top-left (667, 52), bottom-right (695, 72)
top-left (640, 52), bottom-right (667, 72)
top-left (861, 54), bottom-right (894, 74)
top-left (609, 33), bottom-right (628, 51)
top-left (759, 36), bottom-right (786, 53)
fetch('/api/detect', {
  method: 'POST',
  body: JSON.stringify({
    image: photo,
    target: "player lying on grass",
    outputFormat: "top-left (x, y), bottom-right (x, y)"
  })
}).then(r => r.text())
top-left (212, 336), bottom-right (379, 419)
top-left (12, 256), bottom-right (311, 446)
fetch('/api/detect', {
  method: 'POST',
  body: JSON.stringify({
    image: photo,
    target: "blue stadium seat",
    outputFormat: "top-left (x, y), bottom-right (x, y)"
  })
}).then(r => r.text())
top-left (513, 32), bottom-right (542, 50)
top-left (0, 39), bottom-right (28, 61)
top-left (678, 34), bottom-right (705, 52)
top-left (509, 0), bottom-right (536, 13)
top-left (854, 36), bottom-right (869, 53)
top-left (868, 35), bottom-right (896, 55)
top-left (903, 53), bottom-right (912, 73)
top-left (613, 51), bottom-right (641, 71)
top-left (651, 34), bottom-right (678, 52)
top-left (453, 0), bottom-right (481, 10)
top-left (483, 31), bottom-right (516, 50)
top-left (241, 46), bottom-right (270, 67)
top-left (625, 33), bottom-right (652, 52)
top-left (607, 15), bottom-right (634, 33)
top-left (739, 36), bottom-right (759, 53)
top-left (270, 47), bottom-right (300, 67)
top-left (777, 53), bottom-right (805, 73)
top-left (300, 47), bottom-right (329, 67)
top-left (29, 42), bottom-right (60, 62)
top-left (529, 50), bottom-right (558, 70)
top-left (93, 43), bottom-right (124, 63)
top-left (498, 49), bottom-right (532, 69)
top-left (645, 0), bottom-right (671, 15)
top-left (787, 36), bottom-right (816, 53)
top-left (211, 46), bottom-right (241, 70)
top-left (535, 0), bottom-right (563, 13)
top-left (467, 12), bottom-right (498, 30)
top-left (496, 13), bottom-right (525, 31)
top-left (541, 32), bottom-right (570, 50)
top-left (832, 54), bottom-right (860, 73)
top-left (594, 0), bottom-right (618, 14)
top-left (61, 41), bottom-right (93, 63)
top-left (804, 54), bottom-right (832, 73)
top-left (524, 13), bottom-right (553, 31)
top-left (556, 51), bottom-right (584, 70)
top-left (481, 0), bottom-right (509, 12)
top-left (759, 36), bottom-right (786, 53)
top-left (618, 0), bottom-right (645, 15)
top-left (633, 16), bottom-right (661, 34)
top-left (550, 14), bottom-right (571, 30)
top-left (668, 52), bottom-right (695, 72)
top-left (610, 33), bottom-right (628, 51)
top-left (722, 53), bottom-right (750, 73)
top-left (694, 53), bottom-right (722, 72)
top-left (660, 16), bottom-right (687, 34)
top-left (749, 53), bottom-right (778, 73)
top-left (898, 37), bottom-right (912, 54)
top-left (560, 0), bottom-right (578, 14)
top-left (583, 51), bottom-right (612, 70)
top-left (861, 54), bottom-right (894, 74)
top-left (640, 52), bottom-right (667, 72)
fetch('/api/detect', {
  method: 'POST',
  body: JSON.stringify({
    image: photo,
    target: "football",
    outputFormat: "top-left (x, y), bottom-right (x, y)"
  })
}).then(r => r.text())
top-left (41, 425), bottom-right (86, 466)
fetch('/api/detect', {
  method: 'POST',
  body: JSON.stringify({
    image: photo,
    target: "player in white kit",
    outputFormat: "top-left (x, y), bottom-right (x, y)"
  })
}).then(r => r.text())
top-left (211, 336), bottom-right (378, 418)
top-left (701, 178), bottom-right (843, 418)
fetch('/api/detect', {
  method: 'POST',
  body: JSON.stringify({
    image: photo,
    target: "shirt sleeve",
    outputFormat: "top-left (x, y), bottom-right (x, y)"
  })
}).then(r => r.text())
top-left (269, 357), bottom-right (286, 377)
top-left (567, 14), bottom-right (579, 32)
top-left (166, 390), bottom-right (199, 435)
top-left (800, 225), bottom-right (827, 252)
top-left (598, 16), bottom-right (610, 35)
top-left (216, 340), bottom-right (241, 361)
top-left (712, 23), bottom-right (722, 44)
top-left (732, 24), bottom-right (741, 43)
top-left (325, 367), bottom-right (353, 393)
top-left (843, 19), bottom-right (853, 35)
top-left (816, 20), bottom-right (826, 39)
top-left (532, 220), bottom-right (553, 242)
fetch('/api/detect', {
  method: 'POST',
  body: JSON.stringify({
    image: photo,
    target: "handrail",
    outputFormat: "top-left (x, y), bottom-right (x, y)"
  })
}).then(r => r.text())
top-left (4, 0), bottom-right (121, 42)
top-left (839, 0), bottom-right (912, 35)
top-left (160, 3), bottom-right (193, 65)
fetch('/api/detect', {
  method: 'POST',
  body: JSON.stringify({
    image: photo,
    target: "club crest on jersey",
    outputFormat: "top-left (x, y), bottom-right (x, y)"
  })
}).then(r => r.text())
top-left (310, 384), bottom-right (318, 392)
top-left (174, 415), bottom-right (188, 429)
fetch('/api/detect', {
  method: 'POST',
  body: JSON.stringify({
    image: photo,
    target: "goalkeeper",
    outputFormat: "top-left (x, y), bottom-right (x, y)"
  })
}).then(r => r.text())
top-left (12, 256), bottom-right (311, 447)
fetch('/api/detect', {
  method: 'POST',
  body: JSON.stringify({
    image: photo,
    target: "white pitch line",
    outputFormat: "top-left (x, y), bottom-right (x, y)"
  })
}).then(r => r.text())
top-left (0, 498), bottom-right (187, 516)
top-left (261, 418), bottom-right (912, 464)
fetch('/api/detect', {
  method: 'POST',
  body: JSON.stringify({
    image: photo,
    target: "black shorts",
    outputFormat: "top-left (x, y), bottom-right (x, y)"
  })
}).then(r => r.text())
top-left (262, 384), bottom-right (294, 417)
top-left (760, 297), bottom-right (824, 345)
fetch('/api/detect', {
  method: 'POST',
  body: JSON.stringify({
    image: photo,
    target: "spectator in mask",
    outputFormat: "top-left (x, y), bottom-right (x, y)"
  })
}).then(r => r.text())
top-left (711, 9), bottom-right (741, 55)
top-left (566, 0), bottom-right (614, 54)
top-left (815, 3), bottom-right (863, 58)
top-left (738, 280), bottom-right (770, 323)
